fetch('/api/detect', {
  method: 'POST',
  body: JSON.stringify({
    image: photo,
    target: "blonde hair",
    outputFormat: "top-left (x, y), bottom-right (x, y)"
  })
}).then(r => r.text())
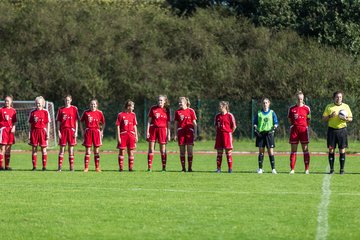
top-left (159, 95), bottom-right (170, 109)
top-left (124, 99), bottom-right (135, 110)
top-left (179, 97), bottom-right (191, 107)
top-left (4, 95), bottom-right (13, 107)
top-left (295, 90), bottom-right (304, 97)
top-left (219, 101), bottom-right (230, 112)
top-left (35, 96), bottom-right (46, 107)
top-left (64, 94), bottom-right (72, 100)
top-left (262, 97), bottom-right (270, 103)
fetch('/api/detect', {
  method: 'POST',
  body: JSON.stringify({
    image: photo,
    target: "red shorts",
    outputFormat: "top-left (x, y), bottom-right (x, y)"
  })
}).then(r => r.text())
top-left (289, 125), bottom-right (309, 144)
top-left (83, 128), bottom-right (102, 147)
top-left (147, 126), bottom-right (167, 144)
top-left (0, 127), bottom-right (15, 145)
top-left (117, 131), bottom-right (137, 150)
top-left (214, 131), bottom-right (233, 150)
top-left (29, 128), bottom-right (48, 147)
top-left (58, 128), bottom-right (77, 146)
top-left (177, 128), bottom-right (195, 146)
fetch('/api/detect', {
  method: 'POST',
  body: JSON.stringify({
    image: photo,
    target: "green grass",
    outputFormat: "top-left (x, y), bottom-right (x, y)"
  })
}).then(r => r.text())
top-left (11, 138), bottom-right (360, 153)
top-left (0, 147), bottom-right (360, 239)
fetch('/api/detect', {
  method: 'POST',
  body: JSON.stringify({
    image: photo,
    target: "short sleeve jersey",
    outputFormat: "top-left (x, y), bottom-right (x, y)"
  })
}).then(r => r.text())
top-left (0, 107), bottom-right (17, 128)
top-left (116, 112), bottom-right (137, 132)
top-left (174, 108), bottom-right (197, 130)
top-left (56, 105), bottom-right (79, 129)
top-left (148, 105), bottom-right (170, 128)
top-left (81, 109), bottom-right (105, 129)
top-left (28, 109), bottom-right (50, 129)
top-left (322, 103), bottom-right (352, 129)
top-left (214, 112), bottom-right (236, 133)
top-left (287, 104), bottom-right (311, 127)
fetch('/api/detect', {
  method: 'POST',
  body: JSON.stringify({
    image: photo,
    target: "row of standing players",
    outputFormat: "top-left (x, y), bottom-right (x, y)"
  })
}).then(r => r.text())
top-left (0, 90), bottom-right (353, 174)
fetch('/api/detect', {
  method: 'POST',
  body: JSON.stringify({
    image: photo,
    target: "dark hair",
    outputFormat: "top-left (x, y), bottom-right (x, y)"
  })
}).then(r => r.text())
top-left (333, 91), bottom-right (344, 99)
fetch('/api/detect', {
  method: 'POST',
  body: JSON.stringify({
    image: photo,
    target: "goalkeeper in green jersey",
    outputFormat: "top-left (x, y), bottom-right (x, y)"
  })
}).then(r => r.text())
top-left (253, 98), bottom-right (279, 174)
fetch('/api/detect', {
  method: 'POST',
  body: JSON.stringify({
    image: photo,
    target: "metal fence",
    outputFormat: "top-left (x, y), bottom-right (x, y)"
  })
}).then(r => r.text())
top-left (75, 96), bottom-right (360, 140)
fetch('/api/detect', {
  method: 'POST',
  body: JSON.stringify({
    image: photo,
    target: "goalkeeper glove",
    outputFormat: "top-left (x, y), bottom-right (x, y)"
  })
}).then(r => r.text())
top-left (254, 126), bottom-right (260, 137)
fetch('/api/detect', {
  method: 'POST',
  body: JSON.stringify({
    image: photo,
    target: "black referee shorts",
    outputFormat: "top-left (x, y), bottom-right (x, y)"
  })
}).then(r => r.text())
top-left (327, 127), bottom-right (348, 149)
top-left (256, 131), bottom-right (275, 148)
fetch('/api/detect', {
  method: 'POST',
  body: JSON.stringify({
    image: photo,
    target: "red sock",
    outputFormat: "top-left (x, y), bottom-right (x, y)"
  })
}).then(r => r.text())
top-left (290, 152), bottom-right (297, 170)
top-left (118, 155), bottom-right (124, 171)
top-left (84, 155), bottom-right (90, 169)
top-left (94, 154), bottom-right (100, 169)
top-left (148, 153), bottom-right (154, 170)
top-left (304, 152), bottom-right (310, 170)
top-left (161, 153), bottom-right (167, 169)
top-left (32, 153), bottom-right (37, 168)
top-left (69, 154), bottom-right (74, 169)
top-left (58, 154), bottom-right (64, 168)
top-left (5, 153), bottom-right (10, 168)
top-left (226, 153), bottom-right (233, 170)
top-left (216, 153), bottom-right (222, 170)
top-left (180, 155), bottom-right (186, 170)
top-left (42, 154), bottom-right (47, 168)
top-left (128, 156), bottom-right (134, 171)
top-left (188, 155), bottom-right (193, 170)
top-left (0, 154), bottom-right (3, 169)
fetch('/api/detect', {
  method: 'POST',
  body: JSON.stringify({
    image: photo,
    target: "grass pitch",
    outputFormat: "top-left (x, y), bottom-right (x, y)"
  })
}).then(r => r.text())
top-left (0, 141), bottom-right (360, 239)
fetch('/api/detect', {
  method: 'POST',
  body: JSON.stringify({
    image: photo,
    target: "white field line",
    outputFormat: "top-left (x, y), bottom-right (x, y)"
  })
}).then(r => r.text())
top-left (316, 169), bottom-right (332, 240)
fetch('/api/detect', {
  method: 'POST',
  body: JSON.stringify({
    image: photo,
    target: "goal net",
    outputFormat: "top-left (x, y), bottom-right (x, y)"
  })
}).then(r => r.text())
top-left (0, 101), bottom-right (57, 148)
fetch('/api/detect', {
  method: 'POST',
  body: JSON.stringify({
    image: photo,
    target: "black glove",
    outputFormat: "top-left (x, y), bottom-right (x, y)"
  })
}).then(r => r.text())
top-left (269, 127), bottom-right (276, 136)
top-left (254, 127), bottom-right (260, 137)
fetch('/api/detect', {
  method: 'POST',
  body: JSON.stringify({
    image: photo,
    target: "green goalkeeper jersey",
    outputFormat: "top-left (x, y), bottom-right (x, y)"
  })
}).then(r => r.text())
top-left (257, 110), bottom-right (277, 132)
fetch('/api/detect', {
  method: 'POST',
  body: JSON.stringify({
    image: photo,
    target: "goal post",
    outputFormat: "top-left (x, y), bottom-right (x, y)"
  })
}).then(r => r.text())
top-left (0, 100), bottom-right (57, 148)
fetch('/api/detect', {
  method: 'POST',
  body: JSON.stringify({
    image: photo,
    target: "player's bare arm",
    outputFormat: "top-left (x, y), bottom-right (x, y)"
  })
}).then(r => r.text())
top-left (134, 125), bottom-right (138, 142)
top-left (116, 125), bottom-right (121, 144)
top-left (193, 120), bottom-right (198, 140)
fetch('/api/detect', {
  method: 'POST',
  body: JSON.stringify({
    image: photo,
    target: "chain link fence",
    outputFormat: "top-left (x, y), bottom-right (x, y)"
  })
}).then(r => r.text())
top-left (73, 97), bottom-right (360, 141)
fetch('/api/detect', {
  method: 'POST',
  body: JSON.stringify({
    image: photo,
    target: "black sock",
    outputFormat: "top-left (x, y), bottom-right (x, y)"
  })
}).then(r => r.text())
top-left (269, 155), bottom-right (275, 169)
top-left (258, 154), bottom-right (264, 169)
top-left (329, 152), bottom-right (335, 170)
top-left (340, 153), bottom-right (345, 171)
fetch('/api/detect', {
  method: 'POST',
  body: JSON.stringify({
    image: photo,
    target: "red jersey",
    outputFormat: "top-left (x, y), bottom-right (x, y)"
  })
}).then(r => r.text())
top-left (56, 105), bottom-right (79, 129)
top-left (28, 109), bottom-right (50, 129)
top-left (174, 108), bottom-right (197, 130)
top-left (287, 104), bottom-right (311, 127)
top-left (148, 105), bottom-right (170, 128)
top-left (214, 112), bottom-right (236, 133)
top-left (0, 107), bottom-right (17, 128)
top-left (116, 112), bottom-right (137, 132)
top-left (81, 109), bottom-right (105, 129)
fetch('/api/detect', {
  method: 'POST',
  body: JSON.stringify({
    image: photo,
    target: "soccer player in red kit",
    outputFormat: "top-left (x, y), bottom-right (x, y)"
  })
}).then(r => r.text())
top-left (116, 100), bottom-right (138, 172)
top-left (81, 99), bottom-right (105, 172)
top-left (214, 101), bottom-right (236, 173)
top-left (288, 91), bottom-right (311, 174)
top-left (56, 95), bottom-right (80, 171)
top-left (0, 96), bottom-right (17, 170)
top-left (147, 95), bottom-right (171, 172)
top-left (174, 97), bottom-right (197, 172)
top-left (28, 96), bottom-right (50, 171)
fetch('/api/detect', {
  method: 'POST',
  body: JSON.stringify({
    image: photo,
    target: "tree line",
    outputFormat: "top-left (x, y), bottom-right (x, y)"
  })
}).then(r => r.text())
top-left (0, 0), bottom-right (359, 110)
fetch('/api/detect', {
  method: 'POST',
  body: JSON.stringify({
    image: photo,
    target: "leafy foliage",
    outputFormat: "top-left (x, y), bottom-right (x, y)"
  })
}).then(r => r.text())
top-left (0, 0), bottom-right (359, 137)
